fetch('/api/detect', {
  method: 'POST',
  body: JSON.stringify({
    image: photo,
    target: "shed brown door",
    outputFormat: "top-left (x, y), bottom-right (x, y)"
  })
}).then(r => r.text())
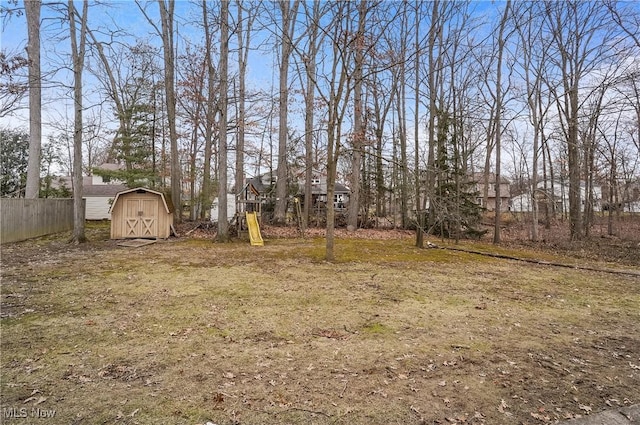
top-left (124, 197), bottom-right (158, 238)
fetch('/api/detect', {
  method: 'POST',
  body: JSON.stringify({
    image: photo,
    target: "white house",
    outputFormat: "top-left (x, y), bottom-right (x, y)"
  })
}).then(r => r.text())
top-left (510, 180), bottom-right (602, 213)
top-left (211, 193), bottom-right (237, 223)
top-left (510, 193), bottom-right (533, 212)
top-left (84, 183), bottom-right (128, 219)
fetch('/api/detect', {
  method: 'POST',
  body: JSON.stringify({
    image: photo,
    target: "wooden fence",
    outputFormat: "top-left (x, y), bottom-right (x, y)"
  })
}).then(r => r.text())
top-left (1, 198), bottom-right (77, 244)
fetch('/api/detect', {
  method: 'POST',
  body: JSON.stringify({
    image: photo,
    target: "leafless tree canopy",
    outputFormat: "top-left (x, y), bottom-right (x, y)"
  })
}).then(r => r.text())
top-left (3, 0), bottom-right (639, 249)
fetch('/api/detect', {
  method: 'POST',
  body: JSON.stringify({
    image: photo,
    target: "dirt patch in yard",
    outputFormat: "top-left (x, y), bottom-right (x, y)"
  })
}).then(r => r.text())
top-left (1, 224), bottom-right (639, 424)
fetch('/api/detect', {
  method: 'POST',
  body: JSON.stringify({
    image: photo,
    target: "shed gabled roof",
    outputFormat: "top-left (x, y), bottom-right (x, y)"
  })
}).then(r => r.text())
top-left (109, 187), bottom-right (173, 214)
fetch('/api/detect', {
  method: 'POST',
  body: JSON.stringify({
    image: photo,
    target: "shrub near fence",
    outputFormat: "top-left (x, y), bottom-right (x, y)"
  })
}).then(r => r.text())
top-left (0, 198), bottom-right (77, 244)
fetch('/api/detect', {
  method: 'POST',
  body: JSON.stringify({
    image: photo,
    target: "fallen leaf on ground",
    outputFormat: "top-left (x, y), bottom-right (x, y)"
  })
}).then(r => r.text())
top-left (578, 404), bottom-right (592, 413)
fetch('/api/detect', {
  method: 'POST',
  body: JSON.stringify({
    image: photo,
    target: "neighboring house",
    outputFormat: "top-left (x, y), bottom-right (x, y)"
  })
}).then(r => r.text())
top-left (627, 201), bottom-right (640, 213)
top-left (601, 180), bottom-right (640, 212)
top-left (49, 163), bottom-right (127, 220)
top-left (472, 173), bottom-right (510, 211)
top-left (510, 180), bottom-right (602, 214)
top-left (510, 193), bottom-right (533, 213)
top-left (294, 170), bottom-right (350, 211)
top-left (84, 183), bottom-right (128, 219)
top-left (240, 171), bottom-right (350, 212)
top-left (244, 173), bottom-right (276, 202)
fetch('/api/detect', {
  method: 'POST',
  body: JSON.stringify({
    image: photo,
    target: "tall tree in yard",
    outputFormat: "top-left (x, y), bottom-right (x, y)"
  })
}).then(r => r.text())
top-left (217, 0), bottom-right (230, 241)
top-left (424, 0), bottom-right (446, 227)
top-left (492, 0), bottom-right (511, 244)
top-left (300, 1), bottom-right (322, 230)
top-left (87, 40), bottom-right (161, 188)
top-left (366, 23), bottom-right (396, 221)
top-left (513, 2), bottom-right (551, 242)
top-left (158, 0), bottom-right (180, 223)
top-left (234, 1), bottom-right (256, 196)
top-left (68, 0), bottom-right (88, 244)
top-left (201, 0), bottom-right (217, 220)
top-left (346, 0), bottom-right (367, 231)
top-left (543, 0), bottom-right (614, 240)
top-left (138, 0), bottom-right (181, 222)
top-left (393, 1), bottom-right (409, 229)
top-left (24, 0), bottom-right (41, 199)
top-left (304, 1), bottom-right (354, 260)
top-left (177, 45), bottom-right (206, 220)
top-left (273, 0), bottom-right (300, 225)
top-left (413, 1), bottom-right (423, 247)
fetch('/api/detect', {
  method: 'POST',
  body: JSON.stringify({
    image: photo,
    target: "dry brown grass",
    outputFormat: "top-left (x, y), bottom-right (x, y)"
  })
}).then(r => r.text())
top-left (1, 225), bottom-right (639, 424)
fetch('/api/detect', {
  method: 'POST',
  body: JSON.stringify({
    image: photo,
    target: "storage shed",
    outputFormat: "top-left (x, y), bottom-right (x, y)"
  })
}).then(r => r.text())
top-left (109, 187), bottom-right (174, 239)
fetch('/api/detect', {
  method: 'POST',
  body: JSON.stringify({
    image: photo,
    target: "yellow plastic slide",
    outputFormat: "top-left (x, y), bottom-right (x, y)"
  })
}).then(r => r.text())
top-left (246, 212), bottom-right (264, 246)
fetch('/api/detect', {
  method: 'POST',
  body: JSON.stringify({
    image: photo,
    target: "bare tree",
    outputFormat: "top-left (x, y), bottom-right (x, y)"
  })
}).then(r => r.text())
top-left (68, 0), bottom-right (88, 243)
top-left (157, 0), bottom-right (180, 223)
top-left (512, 2), bottom-right (551, 241)
top-left (492, 0), bottom-right (511, 244)
top-left (201, 0), bottom-right (217, 220)
top-left (424, 0), bottom-right (445, 225)
top-left (319, 2), bottom-right (356, 260)
top-left (413, 1), bottom-right (423, 247)
top-left (300, 1), bottom-right (323, 230)
top-left (234, 1), bottom-right (257, 197)
top-left (24, 0), bottom-right (41, 199)
top-left (177, 45), bottom-right (206, 220)
top-left (394, 1), bottom-right (409, 229)
top-left (543, 0), bottom-right (614, 240)
top-left (273, 0), bottom-right (300, 225)
top-left (137, 0), bottom-right (181, 222)
top-left (0, 50), bottom-right (28, 118)
top-left (347, 0), bottom-right (367, 231)
top-left (217, 0), bottom-right (230, 241)
top-left (604, 0), bottom-right (640, 49)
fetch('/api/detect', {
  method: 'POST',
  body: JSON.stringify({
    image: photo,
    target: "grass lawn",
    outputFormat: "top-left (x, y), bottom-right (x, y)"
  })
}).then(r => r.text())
top-left (1, 228), bottom-right (639, 424)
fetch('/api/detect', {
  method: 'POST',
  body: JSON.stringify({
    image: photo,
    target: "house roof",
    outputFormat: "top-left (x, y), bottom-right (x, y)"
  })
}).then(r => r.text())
top-left (472, 172), bottom-right (510, 184)
top-left (244, 173), bottom-right (349, 196)
top-left (109, 187), bottom-right (173, 214)
top-left (309, 182), bottom-right (349, 194)
top-left (83, 184), bottom-right (128, 197)
top-left (48, 176), bottom-right (93, 190)
top-left (95, 162), bottom-right (124, 171)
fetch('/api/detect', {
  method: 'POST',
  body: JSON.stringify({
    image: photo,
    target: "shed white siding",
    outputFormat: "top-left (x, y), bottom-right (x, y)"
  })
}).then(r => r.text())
top-left (211, 194), bottom-right (237, 223)
top-left (84, 196), bottom-right (114, 220)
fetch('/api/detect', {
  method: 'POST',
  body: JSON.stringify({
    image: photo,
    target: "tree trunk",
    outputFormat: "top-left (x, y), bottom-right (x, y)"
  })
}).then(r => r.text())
top-left (493, 0), bottom-right (510, 244)
top-left (217, 0), bottom-right (230, 241)
top-left (235, 1), bottom-right (253, 197)
top-left (302, 2), bottom-right (320, 230)
top-left (347, 0), bottom-right (367, 230)
top-left (68, 0), bottom-right (88, 244)
top-left (324, 3), bottom-right (351, 260)
top-left (25, 0), bottom-right (41, 199)
top-left (414, 2), bottom-right (422, 247)
top-left (158, 0), bottom-right (181, 223)
top-left (425, 0), bottom-right (441, 225)
top-left (273, 0), bottom-right (300, 225)
top-left (201, 0), bottom-right (215, 220)
top-left (566, 82), bottom-right (582, 240)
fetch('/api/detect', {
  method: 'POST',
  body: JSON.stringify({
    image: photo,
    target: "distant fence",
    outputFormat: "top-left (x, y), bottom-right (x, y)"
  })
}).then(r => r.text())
top-left (1, 198), bottom-right (77, 244)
